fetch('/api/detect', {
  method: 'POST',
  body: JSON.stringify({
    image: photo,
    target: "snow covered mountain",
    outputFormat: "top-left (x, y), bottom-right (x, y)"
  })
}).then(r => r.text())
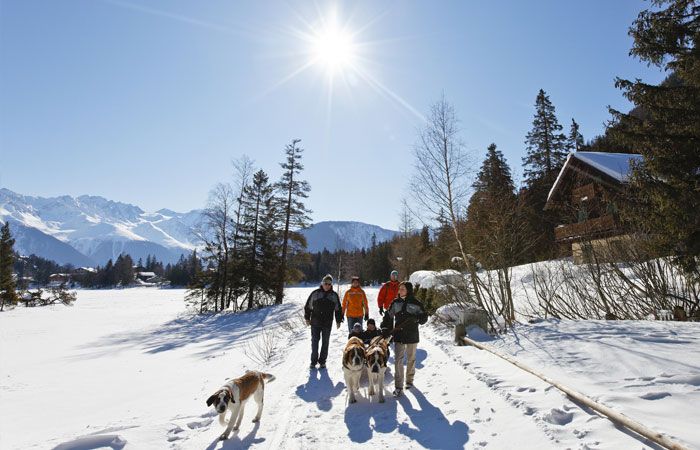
top-left (301, 220), bottom-right (398, 252)
top-left (0, 188), bottom-right (200, 266)
top-left (0, 189), bottom-right (397, 265)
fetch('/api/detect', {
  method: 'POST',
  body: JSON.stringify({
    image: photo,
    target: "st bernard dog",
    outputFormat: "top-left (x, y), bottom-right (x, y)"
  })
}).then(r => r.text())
top-left (343, 336), bottom-right (366, 404)
top-left (206, 370), bottom-right (276, 440)
top-left (366, 335), bottom-right (389, 403)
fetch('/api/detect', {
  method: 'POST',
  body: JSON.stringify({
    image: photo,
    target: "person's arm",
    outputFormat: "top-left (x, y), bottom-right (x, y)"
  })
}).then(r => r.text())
top-left (380, 303), bottom-right (394, 337)
top-left (341, 291), bottom-right (349, 317)
top-left (377, 284), bottom-right (386, 314)
top-left (304, 292), bottom-right (314, 325)
top-left (417, 300), bottom-right (428, 325)
top-left (362, 291), bottom-right (369, 320)
top-left (334, 293), bottom-right (343, 325)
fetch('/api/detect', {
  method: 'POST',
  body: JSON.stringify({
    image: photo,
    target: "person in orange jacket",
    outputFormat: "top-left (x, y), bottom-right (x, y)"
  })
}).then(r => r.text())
top-left (377, 270), bottom-right (399, 316)
top-left (342, 276), bottom-right (369, 332)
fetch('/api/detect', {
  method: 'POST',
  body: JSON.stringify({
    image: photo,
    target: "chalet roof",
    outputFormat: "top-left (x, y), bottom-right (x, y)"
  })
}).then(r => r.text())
top-left (547, 152), bottom-right (644, 204)
top-left (137, 271), bottom-right (156, 278)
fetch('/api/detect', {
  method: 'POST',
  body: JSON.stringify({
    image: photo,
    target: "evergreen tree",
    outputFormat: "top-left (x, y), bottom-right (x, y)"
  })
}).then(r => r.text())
top-left (114, 254), bottom-right (134, 286)
top-left (0, 222), bottom-right (18, 310)
top-left (240, 170), bottom-right (280, 309)
top-left (521, 90), bottom-right (568, 260)
top-left (523, 89), bottom-right (568, 186)
top-left (274, 139), bottom-right (311, 304)
top-left (466, 145), bottom-right (524, 267)
top-left (474, 144), bottom-right (516, 197)
top-left (567, 118), bottom-right (585, 152)
top-left (610, 0), bottom-right (700, 273)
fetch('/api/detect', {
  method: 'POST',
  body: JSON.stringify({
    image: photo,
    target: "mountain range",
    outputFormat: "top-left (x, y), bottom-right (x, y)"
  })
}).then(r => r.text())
top-left (0, 189), bottom-right (397, 266)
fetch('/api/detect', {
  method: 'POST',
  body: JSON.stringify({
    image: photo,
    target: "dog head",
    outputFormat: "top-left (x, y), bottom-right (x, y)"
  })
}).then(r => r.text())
top-left (206, 388), bottom-right (232, 414)
top-left (366, 346), bottom-right (387, 373)
top-left (344, 338), bottom-right (366, 369)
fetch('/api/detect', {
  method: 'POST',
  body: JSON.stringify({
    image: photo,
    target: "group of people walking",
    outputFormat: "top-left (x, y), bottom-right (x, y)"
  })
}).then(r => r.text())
top-left (303, 270), bottom-right (428, 397)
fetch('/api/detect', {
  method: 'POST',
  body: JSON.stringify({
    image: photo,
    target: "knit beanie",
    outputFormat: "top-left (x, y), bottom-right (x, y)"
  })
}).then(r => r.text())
top-left (322, 274), bottom-right (333, 284)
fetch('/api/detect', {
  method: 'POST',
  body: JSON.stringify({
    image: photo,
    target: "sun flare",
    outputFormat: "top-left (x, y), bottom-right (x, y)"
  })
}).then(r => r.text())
top-left (310, 23), bottom-right (357, 74)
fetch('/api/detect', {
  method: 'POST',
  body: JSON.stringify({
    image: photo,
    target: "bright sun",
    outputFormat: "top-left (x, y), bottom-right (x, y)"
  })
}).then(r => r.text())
top-left (310, 23), bottom-right (356, 74)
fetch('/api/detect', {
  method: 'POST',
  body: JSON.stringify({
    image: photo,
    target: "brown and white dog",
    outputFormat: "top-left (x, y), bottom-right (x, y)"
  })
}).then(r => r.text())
top-left (366, 335), bottom-right (389, 403)
top-left (206, 370), bottom-right (276, 440)
top-left (343, 336), bottom-right (366, 404)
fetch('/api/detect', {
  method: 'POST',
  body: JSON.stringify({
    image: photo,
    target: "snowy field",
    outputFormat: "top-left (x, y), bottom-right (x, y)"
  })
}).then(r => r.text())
top-left (1, 287), bottom-right (698, 449)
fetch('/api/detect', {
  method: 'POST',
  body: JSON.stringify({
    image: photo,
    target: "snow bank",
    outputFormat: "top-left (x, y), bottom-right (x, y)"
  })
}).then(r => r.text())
top-left (409, 269), bottom-right (464, 289)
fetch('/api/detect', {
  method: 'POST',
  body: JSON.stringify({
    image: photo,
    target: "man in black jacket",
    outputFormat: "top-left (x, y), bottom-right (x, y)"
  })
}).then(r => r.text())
top-left (304, 274), bottom-right (343, 369)
top-left (380, 281), bottom-right (428, 397)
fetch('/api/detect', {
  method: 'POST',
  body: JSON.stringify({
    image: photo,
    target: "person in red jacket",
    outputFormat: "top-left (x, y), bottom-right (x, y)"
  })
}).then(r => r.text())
top-left (377, 270), bottom-right (399, 316)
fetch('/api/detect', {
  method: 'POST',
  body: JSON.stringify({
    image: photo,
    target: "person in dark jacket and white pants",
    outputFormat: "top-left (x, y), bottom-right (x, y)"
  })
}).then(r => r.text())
top-left (304, 274), bottom-right (343, 369)
top-left (380, 281), bottom-right (428, 397)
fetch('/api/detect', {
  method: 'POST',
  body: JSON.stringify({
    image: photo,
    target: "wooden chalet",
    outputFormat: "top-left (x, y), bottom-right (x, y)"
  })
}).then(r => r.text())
top-left (544, 152), bottom-right (644, 263)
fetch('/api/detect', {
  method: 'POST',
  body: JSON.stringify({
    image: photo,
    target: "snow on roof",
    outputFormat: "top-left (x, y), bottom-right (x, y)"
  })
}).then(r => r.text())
top-left (137, 271), bottom-right (156, 277)
top-left (547, 152), bottom-right (644, 203)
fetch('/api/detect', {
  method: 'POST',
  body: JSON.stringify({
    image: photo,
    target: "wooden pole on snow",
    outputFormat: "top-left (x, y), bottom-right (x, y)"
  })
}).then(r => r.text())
top-left (461, 335), bottom-right (688, 450)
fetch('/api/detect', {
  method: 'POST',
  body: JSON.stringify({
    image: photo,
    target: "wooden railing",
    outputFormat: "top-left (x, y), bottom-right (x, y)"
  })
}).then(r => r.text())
top-left (554, 214), bottom-right (619, 242)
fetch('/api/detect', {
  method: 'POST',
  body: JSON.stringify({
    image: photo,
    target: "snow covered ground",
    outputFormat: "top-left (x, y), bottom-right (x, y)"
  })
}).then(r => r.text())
top-left (1, 287), bottom-right (697, 449)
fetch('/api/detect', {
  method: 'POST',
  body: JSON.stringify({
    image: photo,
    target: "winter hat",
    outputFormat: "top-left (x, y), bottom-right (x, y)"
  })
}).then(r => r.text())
top-left (390, 270), bottom-right (399, 279)
top-left (399, 281), bottom-right (413, 297)
top-left (353, 322), bottom-right (362, 331)
top-left (322, 274), bottom-right (333, 284)
top-left (367, 318), bottom-right (376, 326)
top-left (351, 276), bottom-right (360, 282)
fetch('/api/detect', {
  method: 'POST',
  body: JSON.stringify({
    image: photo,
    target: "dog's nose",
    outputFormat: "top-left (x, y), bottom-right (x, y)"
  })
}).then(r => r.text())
top-left (372, 365), bottom-right (379, 373)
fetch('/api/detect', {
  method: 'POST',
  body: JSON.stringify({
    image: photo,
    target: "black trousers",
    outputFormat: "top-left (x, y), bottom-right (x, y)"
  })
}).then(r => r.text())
top-left (310, 325), bottom-right (331, 365)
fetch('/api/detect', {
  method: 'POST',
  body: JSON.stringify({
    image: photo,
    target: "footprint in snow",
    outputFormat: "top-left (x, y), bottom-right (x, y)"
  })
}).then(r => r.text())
top-left (544, 408), bottom-right (574, 425)
top-left (186, 418), bottom-right (213, 429)
top-left (640, 391), bottom-right (671, 400)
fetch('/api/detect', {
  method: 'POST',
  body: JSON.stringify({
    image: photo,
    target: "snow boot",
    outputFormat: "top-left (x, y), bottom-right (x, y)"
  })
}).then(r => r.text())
top-left (392, 388), bottom-right (403, 397)
top-left (319, 363), bottom-right (326, 369)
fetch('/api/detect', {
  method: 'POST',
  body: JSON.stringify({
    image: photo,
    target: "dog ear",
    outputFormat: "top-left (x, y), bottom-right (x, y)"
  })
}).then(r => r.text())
top-left (206, 393), bottom-right (217, 407)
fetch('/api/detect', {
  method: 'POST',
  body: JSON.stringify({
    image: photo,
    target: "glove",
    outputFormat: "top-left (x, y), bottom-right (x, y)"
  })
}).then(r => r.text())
top-left (364, 314), bottom-right (369, 321)
top-left (379, 307), bottom-right (384, 316)
top-left (305, 319), bottom-right (311, 327)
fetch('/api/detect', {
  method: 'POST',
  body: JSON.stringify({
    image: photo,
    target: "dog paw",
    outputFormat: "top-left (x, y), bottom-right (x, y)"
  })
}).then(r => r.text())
top-left (368, 390), bottom-right (375, 396)
top-left (219, 434), bottom-right (229, 441)
top-left (252, 418), bottom-right (260, 423)
top-left (232, 427), bottom-right (239, 432)
top-left (349, 398), bottom-right (357, 404)
top-left (379, 398), bottom-right (385, 403)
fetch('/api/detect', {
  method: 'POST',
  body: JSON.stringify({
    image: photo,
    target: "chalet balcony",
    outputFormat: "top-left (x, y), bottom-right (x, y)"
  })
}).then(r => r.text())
top-left (554, 214), bottom-right (620, 242)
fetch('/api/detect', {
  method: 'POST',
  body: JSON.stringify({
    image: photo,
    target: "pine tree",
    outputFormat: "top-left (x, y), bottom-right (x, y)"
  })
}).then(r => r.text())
top-left (474, 144), bottom-right (516, 197)
top-left (274, 139), bottom-right (311, 304)
top-left (521, 90), bottom-right (568, 260)
top-left (0, 222), bottom-right (18, 310)
top-left (240, 170), bottom-right (280, 309)
top-left (466, 144), bottom-right (522, 267)
top-left (523, 89), bottom-right (568, 186)
top-left (567, 118), bottom-right (584, 152)
top-left (610, 0), bottom-right (700, 273)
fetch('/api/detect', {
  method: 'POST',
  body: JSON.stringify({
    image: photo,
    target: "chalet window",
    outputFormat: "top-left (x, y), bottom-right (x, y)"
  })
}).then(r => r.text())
top-left (577, 206), bottom-right (588, 223)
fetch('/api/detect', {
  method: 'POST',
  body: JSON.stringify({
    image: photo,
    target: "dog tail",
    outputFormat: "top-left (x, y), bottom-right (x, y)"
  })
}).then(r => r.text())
top-left (262, 372), bottom-right (276, 383)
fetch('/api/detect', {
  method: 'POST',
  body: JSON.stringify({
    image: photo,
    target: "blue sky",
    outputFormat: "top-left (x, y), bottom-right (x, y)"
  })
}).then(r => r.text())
top-left (0, 0), bottom-right (664, 230)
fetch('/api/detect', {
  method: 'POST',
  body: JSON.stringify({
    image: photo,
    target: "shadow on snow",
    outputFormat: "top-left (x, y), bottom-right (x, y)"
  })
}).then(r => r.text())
top-left (73, 303), bottom-right (298, 360)
top-left (295, 369), bottom-right (345, 412)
